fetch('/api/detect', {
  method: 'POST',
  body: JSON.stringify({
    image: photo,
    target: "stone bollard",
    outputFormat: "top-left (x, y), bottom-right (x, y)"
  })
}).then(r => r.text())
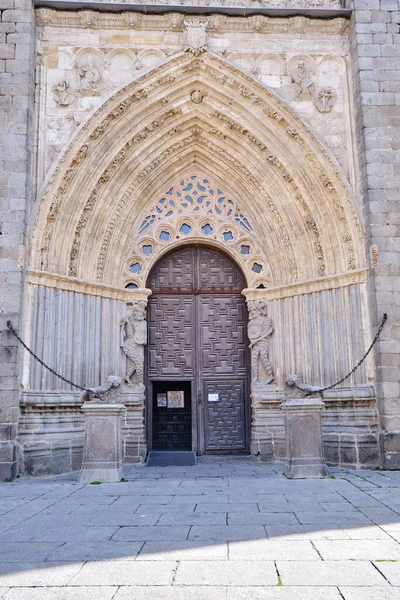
top-left (78, 376), bottom-right (126, 484)
top-left (79, 403), bottom-right (126, 484)
top-left (281, 374), bottom-right (329, 479)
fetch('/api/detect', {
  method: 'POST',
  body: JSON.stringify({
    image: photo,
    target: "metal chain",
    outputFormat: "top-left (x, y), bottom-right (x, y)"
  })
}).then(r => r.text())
top-left (6, 321), bottom-right (91, 393)
top-left (7, 313), bottom-right (387, 396)
top-left (312, 312), bottom-right (387, 394)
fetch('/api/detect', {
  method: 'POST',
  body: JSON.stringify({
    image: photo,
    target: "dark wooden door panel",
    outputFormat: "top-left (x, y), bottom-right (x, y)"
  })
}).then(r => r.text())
top-left (199, 295), bottom-right (247, 378)
top-left (153, 381), bottom-right (192, 451)
top-left (198, 248), bottom-right (245, 292)
top-left (147, 295), bottom-right (195, 378)
top-left (147, 245), bottom-right (249, 453)
top-left (204, 380), bottom-right (246, 451)
top-left (147, 247), bottom-right (194, 293)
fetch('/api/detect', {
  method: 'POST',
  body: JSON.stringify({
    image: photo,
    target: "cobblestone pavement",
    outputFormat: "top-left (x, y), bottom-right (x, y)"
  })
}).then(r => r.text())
top-left (1, 458), bottom-right (400, 599)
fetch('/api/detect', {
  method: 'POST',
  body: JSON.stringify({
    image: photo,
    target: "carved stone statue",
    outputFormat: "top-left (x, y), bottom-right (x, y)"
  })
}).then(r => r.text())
top-left (184, 20), bottom-right (208, 55)
top-left (314, 87), bottom-right (337, 113)
top-left (120, 302), bottom-right (147, 386)
top-left (284, 374), bottom-right (322, 399)
top-left (77, 54), bottom-right (101, 93)
top-left (248, 300), bottom-right (274, 384)
top-left (52, 80), bottom-right (75, 106)
top-left (81, 375), bottom-right (122, 404)
top-left (290, 60), bottom-right (315, 101)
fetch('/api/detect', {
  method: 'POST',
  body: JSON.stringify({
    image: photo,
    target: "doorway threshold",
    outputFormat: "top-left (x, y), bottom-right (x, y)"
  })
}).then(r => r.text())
top-left (146, 451), bottom-right (197, 467)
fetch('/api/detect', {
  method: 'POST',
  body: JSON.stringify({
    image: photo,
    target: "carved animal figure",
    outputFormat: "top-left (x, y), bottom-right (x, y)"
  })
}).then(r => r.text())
top-left (120, 302), bottom-right (147, 385)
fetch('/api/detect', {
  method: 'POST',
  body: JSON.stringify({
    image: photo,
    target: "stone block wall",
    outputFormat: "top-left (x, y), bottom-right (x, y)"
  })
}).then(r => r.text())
top-left (350, 0), bottom-right (400, 467)
top-left (0, 0), bottom-right (34, 479)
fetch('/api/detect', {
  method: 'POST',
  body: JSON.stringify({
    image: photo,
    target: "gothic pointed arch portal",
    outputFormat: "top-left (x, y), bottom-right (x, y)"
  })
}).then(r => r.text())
top-left (146, 244), bottom-right (250, 455)
top-left (22, 50), bottom-right (376, 471)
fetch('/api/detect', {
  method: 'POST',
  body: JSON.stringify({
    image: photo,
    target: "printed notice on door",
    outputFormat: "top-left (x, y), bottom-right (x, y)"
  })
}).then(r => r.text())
top-left (167, 391), bottom-right (184, 408)
top-left (208, 393), bottom-right (219, 402)
top-left (157, 393), bottom-right (167, 407)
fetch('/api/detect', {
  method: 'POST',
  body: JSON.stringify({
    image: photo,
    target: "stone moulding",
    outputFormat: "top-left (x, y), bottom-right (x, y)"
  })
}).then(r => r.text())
top-left (26, 269), bottom-right (152, 302)
top-left (26, 267), bottom-right (367, 301)
top-left (35, 9), bottom-right (350, 35)
top-left (242, 268), bottom-right (367, 302)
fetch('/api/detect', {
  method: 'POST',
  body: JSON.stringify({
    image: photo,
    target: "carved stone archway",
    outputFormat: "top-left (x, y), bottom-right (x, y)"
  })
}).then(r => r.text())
top-left (21, 50), bottom-right (377, 473)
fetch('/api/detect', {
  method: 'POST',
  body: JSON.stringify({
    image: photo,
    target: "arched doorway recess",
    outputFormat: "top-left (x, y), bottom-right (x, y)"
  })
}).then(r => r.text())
top-left (146, 245), bottom-right (249, 455)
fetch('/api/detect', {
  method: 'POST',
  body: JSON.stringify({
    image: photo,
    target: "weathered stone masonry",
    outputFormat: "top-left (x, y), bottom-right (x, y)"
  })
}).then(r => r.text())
top-left (350, 0), bottom-right (400, 468)
top-left (0, 0), bottom-right (35, 479)
top-left (0, 0), bottom-right (399, 478)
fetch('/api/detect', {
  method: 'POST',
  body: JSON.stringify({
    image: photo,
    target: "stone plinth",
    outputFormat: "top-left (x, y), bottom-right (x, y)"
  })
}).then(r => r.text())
top-left (79, 403), bottom-right (126, 484)
top-left (281, 396), bottom-right (329, 479)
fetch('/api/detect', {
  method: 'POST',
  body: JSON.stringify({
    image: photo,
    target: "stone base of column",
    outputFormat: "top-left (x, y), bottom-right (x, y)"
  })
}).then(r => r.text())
top-left (281, 396), bottom-right (329, 479)
top-left (380, 431), bottom-right (400, 470)
top-left (0, 424), bottom-right (18, 481)
top-left (79, 403), bottom-right (126, 484)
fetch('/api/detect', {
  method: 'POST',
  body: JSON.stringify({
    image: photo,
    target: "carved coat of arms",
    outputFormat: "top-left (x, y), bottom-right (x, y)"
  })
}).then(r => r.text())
top-left (184, 20), bottom-right (208, 55)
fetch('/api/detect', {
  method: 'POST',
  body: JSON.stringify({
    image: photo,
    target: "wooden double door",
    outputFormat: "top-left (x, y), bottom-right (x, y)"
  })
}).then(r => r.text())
top-left (146, 246), bottom-right (250, 454)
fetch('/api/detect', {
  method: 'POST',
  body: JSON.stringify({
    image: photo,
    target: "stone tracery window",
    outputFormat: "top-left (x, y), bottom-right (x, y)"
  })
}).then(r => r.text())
top-left (139, 175), bottom-right (253, 234)
top-left (125, 174), bottom-right (271, 290)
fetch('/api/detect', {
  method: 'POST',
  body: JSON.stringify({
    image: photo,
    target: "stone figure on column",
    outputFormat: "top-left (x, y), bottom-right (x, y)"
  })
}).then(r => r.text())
top-left (247, 300), bottom-right (274, 385)
top-left (120, 301), bottom-right (147, 387)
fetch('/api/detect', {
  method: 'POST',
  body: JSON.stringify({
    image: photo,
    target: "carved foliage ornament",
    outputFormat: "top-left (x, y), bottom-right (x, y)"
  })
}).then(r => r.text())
top-left (184, 20), bottom-right (208, 55)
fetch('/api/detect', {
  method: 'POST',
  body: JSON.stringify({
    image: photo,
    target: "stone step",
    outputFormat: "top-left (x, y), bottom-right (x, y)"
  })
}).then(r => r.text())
top-left (146, 451), bottom-right (197, 467)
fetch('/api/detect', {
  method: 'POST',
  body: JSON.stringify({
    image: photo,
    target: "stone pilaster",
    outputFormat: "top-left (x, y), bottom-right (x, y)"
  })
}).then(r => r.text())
top-left (0, 0), bottom-right (35, 479)
top-left (350, 0), bottom-right (400, 467)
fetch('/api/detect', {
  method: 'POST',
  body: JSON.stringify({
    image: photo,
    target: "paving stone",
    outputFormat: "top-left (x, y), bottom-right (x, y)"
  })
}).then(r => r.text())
top-left (342, 526), bottom-right (394, 539)
top-left (134, 504), bottom-right (196, 514)
top-left (69, 560), bottom-right (177, 586)
top-left (228, 513), bottom-right (298, 526)
top-left (276, 560), bottom-right (389, 586)
top-left (113, 526), bottom-right (190, 541)
top-left (3, 588), bottom-right (117, 600)
top-left (175, 560), bottom-right (277, 586)
top-left (195, 503), bottom-right (259, 513)
top-left (114, 586), bottom-right (226, 599)
top-left (188, 525), bottom-right (267, 541)
top-left (266, 525), bottom-right (350, 540)
top-left (157, 512), bottom-right (227, 525)
top-left (51, 541), bottom-right (143, 561)
top-left (372, 561), bottom-right (400, 585)
top-left (85, 512), bottom-right (160, 526)
top-left (314, 539), bottom-right (400, 560)
top-left (137, 541), bottom-right (228, 560)
top-left (228, 588), bottom-right (342, 599)
top-left (0, 563), bottom-right (83, 587)
top-left (10, 526), bottom-right (119, 542)
top-left (340, 587), bottom-right (400, 600)
top-left (228, 539), bottom-right (321, 561)
top-left (0, 542), bottom-right (62, 562)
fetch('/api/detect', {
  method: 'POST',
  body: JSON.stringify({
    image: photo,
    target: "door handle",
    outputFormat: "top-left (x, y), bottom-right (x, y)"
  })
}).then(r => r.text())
top-left (198, 392), bottom-right (203, 405)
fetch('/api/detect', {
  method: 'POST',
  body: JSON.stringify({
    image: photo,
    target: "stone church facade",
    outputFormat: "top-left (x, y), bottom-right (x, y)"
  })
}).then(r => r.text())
top-left (0, 0), bottom-right (399, 478)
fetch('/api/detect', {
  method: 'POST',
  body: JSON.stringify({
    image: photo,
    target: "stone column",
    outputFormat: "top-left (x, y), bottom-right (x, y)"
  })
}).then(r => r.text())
top-left (79, 403), bottom-right (126, 484)
top-left (120, 290), bottom-right (151, 463)
top-left (281, 395), bottom-right (329, 479)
